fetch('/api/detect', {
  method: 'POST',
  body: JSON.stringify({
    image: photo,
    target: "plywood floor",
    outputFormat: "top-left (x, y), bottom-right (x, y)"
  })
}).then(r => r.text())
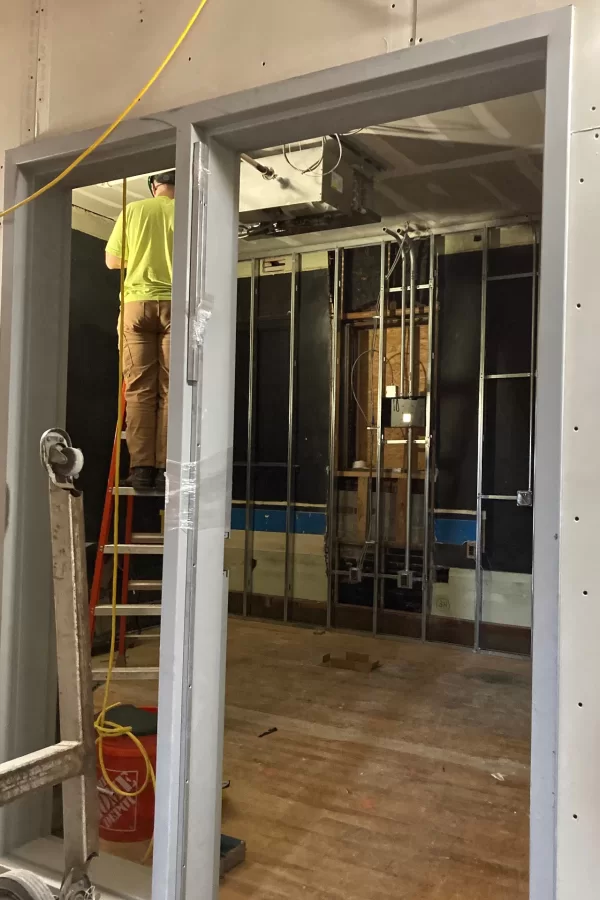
top-left (96, 619), bottom-right (531, 899)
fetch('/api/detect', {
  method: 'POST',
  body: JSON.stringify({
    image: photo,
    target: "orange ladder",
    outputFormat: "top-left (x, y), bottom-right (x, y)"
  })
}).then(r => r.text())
top-left (88, 396), bottom-right (163, 680)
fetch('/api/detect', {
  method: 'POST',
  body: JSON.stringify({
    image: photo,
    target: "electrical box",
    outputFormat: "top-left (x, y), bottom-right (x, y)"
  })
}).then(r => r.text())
top-left (239, 140), bottom-right (378, 227)
top-left (389, 397), bottom-right (426, 428)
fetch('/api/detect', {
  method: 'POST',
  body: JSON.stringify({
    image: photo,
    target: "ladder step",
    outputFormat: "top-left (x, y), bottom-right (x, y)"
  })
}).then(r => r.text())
top-left (92, 667), bottom-right (159, 681)
top-left (104, 543), bottom-right (163, 555)
top-left (129, 579), bottom-right (162, 591)
top-left (95, 604), bottom-right (162, 617)
top-left (127, 632), bottom-right (160, 641)
top-left (131, 532), bottom-right (164, 545)
top-left (113, 487), bottom-right (165, 497)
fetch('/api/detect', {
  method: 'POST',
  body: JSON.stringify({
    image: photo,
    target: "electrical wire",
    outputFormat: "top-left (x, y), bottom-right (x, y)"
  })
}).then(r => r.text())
top-left (282, 134), bottom-right (343, 178)
top-left (386, 349), bottom-right (427, 393)
top-left (0, 0), bottom-right (212, 220)
top-left (350, 348), bottom-right (395, 424)
top-left (386, 242), bottom-right (404, 282)
top-left (94, 180), bottom-right (156, 864)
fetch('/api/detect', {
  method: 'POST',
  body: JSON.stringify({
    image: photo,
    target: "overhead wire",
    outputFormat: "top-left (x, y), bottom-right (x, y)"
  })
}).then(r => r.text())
top-left (0, 0), bottom-right (212, 219)
top-left (282, 134), bottom-right (343, 178)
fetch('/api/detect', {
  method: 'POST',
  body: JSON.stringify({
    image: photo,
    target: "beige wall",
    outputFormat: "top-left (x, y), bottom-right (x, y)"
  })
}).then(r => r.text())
top-left (0, 0), bottom-right (582, 291)
top-left (0, 0), bottom-right (567, 151)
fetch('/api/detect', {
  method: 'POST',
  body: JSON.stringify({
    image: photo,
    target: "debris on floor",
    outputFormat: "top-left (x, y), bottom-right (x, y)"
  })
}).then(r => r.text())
top-left (322, 651), bottom-right (381, 673)
top-left (258, 726), bottom-right (278, 738)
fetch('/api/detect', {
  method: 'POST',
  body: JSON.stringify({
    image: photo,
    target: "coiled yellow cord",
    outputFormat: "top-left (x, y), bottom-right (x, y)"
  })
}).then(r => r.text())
top-left (94, 179), bottom-right (156, 862)
top-left (0, 0), bottom-right (211, 220)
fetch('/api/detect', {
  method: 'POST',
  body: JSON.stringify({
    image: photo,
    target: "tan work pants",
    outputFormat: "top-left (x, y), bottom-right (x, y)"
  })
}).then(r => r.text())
top-left (122, 300), bottom-right (171, 468)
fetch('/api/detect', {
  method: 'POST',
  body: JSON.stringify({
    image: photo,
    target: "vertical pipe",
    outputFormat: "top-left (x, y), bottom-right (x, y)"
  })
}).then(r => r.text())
top-left (372, 243), bottom-right (387, 634)
top-left (474, 228), bottom-right (489, 652)
top-left (405, 242), bottom-right (417, 573)
top-left (400, 250), bottom-right (407, 396)
top-left (342, 322), bottom-right (351, 471)
top-left (528, 227), bottom-right (539, 492)
top-left (284, 254), bottom-right (299, 622)
top-left (408, 243), bottom-right (417, 396)
top-left (242, 260), bottom-right (258, 617)
top-left (421, 233), bottom-right (436, 642)
top-left (326, 250), bottom-right (341, 630)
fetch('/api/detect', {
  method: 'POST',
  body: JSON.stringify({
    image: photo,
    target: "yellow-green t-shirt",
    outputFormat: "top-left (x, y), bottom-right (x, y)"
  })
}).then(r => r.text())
top-left (106, 196), bottom-right (174, 302)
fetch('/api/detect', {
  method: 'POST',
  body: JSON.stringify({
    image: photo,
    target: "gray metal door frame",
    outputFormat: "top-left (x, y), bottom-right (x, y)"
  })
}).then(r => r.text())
top-left (0, 8), bottom-right (572, 900)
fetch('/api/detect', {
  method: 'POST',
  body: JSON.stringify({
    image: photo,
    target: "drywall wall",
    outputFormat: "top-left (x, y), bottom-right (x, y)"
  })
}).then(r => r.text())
top-left (0, 0), bottom-right (572, 272)
top-left (0, 1), bottom-right (565, 163)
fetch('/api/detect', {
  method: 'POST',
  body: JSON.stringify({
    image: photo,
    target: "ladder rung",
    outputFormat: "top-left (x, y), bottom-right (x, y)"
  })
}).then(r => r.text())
top-left (95, 604), bottom-right (162, 617)
top-left (127, 632), bottom-right (160, 641)
top-left (113, 487), bottom-right (165, 497)
top-left (129, 579), bottom-right (162, 591)
top-left (92, 667), bottom-right (159, 681)
top-left (104, 543), bottom-right (163, 555)
top-left (131, 532), bottom-right (164, 545)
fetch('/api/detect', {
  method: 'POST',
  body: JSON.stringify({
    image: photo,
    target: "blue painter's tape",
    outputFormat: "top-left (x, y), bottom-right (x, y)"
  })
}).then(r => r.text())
top-left (434, 517), bottom-right (476, 545)
top-left (230, 506), bottom-right (326, 535)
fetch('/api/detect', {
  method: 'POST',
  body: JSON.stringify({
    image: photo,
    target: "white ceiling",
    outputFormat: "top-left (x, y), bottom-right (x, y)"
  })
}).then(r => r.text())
top-left (72, 91), bottom-right (545, 245)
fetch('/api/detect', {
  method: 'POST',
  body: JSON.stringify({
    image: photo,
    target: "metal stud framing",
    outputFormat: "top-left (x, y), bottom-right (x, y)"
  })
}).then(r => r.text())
top-left (474, 227), bottom-right (488, 652)
top-left (326, 249), bottom-right (341, 630)
top-left (242, 260), bottom-right (258, 617)
top-left (372, 242), bottom-right (387, 634)
top-left (283, 255), bottom-right (299, 622)
top-left (474, 224), bottom-right (539, 651)
top-left (421, 233), bottom-right (437, 641)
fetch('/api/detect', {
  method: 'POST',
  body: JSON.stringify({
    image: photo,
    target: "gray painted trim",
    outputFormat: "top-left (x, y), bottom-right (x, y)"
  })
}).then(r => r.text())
top-left (529, 11), bottom-right (573, 899)
top-left (0, 178), bottom-right (71, 851)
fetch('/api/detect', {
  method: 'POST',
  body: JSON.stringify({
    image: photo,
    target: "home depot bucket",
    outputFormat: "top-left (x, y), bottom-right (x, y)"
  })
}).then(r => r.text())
top-left (96, 706), bottom-right (157, 842)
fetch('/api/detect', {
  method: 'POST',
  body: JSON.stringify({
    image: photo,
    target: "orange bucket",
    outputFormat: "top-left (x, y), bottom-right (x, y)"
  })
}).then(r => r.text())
top-left (96, 707), bottom-right (156, 842)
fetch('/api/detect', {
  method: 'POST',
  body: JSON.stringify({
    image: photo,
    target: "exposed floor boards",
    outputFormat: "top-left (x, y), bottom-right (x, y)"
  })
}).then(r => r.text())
top-left (95, 618), bottom-right (531, 899)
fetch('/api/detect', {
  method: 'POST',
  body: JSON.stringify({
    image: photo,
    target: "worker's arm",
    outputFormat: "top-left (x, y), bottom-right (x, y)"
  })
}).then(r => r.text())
top-left (105, 251), bottom-right (126, 270)
top-left (105, 210), bottom-right (127, 270)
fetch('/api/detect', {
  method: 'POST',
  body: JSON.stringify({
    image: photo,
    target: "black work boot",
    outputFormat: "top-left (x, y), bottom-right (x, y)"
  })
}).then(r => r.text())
top-left (154, 468), bottom-right (166, 494)
top-left (128, 466), bottom-right (156, 492)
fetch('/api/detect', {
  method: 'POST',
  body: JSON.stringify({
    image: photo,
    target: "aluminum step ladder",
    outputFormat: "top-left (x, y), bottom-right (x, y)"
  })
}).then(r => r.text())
top-left (88, 401), bottom-right (162, 682)
top-left (0, 429), bottom-right (98, 900)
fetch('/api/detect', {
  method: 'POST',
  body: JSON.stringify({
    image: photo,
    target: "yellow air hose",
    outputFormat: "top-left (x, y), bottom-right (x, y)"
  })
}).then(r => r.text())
top-left (94, 179), bottom-right (156, 862)
top-left (0, 0), bottom-right (211, 220)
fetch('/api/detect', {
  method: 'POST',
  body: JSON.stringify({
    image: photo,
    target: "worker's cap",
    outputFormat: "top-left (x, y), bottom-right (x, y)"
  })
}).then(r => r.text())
top-left (152, 170), bottom-right (175, 185)
top-left (148, 170), bottom-right (176, 193)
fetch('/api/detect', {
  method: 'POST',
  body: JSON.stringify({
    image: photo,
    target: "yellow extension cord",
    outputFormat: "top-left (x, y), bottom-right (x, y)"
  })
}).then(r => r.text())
top-left (0, 0), bottom-right (211, 220)
top-left (94, 179), bottom-right (156, 863)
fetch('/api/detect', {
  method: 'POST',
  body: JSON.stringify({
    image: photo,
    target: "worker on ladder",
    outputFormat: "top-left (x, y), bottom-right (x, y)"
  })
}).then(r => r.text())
top-left (105, 171), bottom-right (175, 492)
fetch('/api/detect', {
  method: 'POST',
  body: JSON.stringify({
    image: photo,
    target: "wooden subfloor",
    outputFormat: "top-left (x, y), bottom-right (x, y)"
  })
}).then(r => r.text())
top-left (95, 619), bottom-right (531, 899)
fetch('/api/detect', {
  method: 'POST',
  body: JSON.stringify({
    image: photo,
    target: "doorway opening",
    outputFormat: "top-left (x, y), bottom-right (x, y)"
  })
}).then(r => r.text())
top-left (0, 11), bottom-right (570, 900)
